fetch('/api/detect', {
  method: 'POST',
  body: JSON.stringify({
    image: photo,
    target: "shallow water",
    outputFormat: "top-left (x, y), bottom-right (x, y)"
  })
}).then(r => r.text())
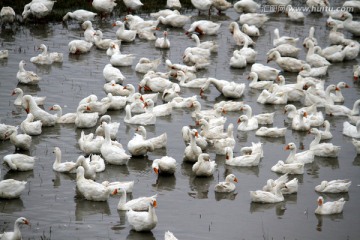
top-left (0, 1), bottom-right (360, 239)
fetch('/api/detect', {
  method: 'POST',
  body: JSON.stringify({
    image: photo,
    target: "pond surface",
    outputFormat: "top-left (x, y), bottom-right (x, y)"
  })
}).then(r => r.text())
top-left (0, 0), bottom-right (359, 239)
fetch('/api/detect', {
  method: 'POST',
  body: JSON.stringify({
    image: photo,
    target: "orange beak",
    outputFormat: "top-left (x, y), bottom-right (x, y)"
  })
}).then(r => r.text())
top-left (335, 87), bottom-right (340, 91)
top-left (49, 106), bottom-right (54, 110)
top-left (123, 86), bottom-right (127, 89)
top-left (24, 219), bottom-right (30, 225)
top-left (195, 120), bottom-right (200, 126)
top-left (11, 91), bottom-right (16, 96)
top-left (285, 145), bottom-right (290, 150)
top-left (194, 131), bottom-right (199, 137)
top-left (303, 112), bottom-right (307, 117)
top-left (153, 167), bottom-right (158, 174)
top-left (318, 198), bottom-right (323, 206)
top-left (234, 177), bottom-right (238, 183)
top-left (222, 109), bottom-right (227, 114)
top-left (86, 106), bottom-right (91, 111)
top-left (354, 76), bottom-right (358, 81)
top-left (189, 102), bottom-right (194, 108)
top-left (138, 85), bottom-right (142, 91)
top-left (112, 23), bottom-right (116, 27)
top-left (140, 96), bottom-right (144, 102)
top-left (25, 108), bottom-right (30, 114)
top-left (153, 200), bottom-right (157, 208)
top-left (199, 89), bottom-right (204, 96)
top-left (345, 84), bottom-right (350, 88)
top-left (237, 118), bottom-right (241, 124)
top-left (225, 153), bottom-right (229, 160)
top-left (143, 102), bottom-right (148, 108)
top-left (144, 86), bottom-right (152, 91)
top-left (111, 189), bottom-right (118, 195)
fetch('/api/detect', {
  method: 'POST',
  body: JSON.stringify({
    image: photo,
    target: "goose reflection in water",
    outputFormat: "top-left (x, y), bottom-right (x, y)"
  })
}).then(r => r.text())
top-left (315, 213), bottom-right (344, 232)
top-left (250, 201), bottom-right (287, 216)
top-left (188, 175), bottom-right (213, 199)
top-left (74, 198), bottom-right (111, 221)
top-left (126, 230), bottom-right (156, 240)
top-left (0, 198), bottom-right (25, 214)
top-left (152, 175), bottom-right (176, 192)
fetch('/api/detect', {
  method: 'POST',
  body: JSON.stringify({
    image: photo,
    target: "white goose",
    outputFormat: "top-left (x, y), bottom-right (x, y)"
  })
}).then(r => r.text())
top-left (250, 182), bottom-right (286, 203)
top-left (214, 174), bottom-right (238, 193)
top-left (268, 44), bottom-right (301, 58)
top-left (114, 187), bottom-right (157, 211)
top-left (138, 76), bottom-right (173, 93)
top-left (303, 26), bottom-right (318, 47)
top-left (285, 5), bottom-right (305, 21)
top-left (200, 78), bottom-right (246, 98)
top-left (330, 82), bottom-right (349, 103)
top-left (113, 21), bottom-right (136, 42)
top-left (0, 217), bottom-right (30, 240)
top-left (3, 153), bottom-right (36, 171)
top-left (271, 160), bottom-right (304, 174)
top-left (100, 122), bottom-right (130, 165)
top-left (49, 104), bottom-right (77, 124)
top-left (315, 179), bottom-right (351, 193)
top-left (239, 13), bottom-right (269, 28)
top-left (225, 146), bottom-right (261, 167)
top-left (240, 142), bottom-right (264, 158)
top-left (17, 60), bottom-right (41, 84)
top-left (75, 156), bottom-right (97, 180)
top-left (63, 9), bottom-right (97, 22)
top-left (185, 20), bottom-right (221, 36)
top-left (318, 120), bottom-right (333, 140)
top-left (284, 142), bottom-right (314, 164)
top-left (5, 127), bottom-right (32, 151)
top-left (152, 156), bottom-right (177, 175)
top-left (273, 28), bottom-right (299, 47)
top-left (352, 138), bottom-right (360, 154)
top-left (343, 120), bottom-right (360, 138)
top-left (341, 12), bottom-right (360, 36)
top-left (101, 180), bottom-right (134, 193)
top-left (192, 153), bottom-right (217, 177)
top-left (238, 37), bottom-right (257, 64)
top-left (52, 147), bottom-right (77, 173)
top-left (82, 20), bottom-right (96, 42)
top-left (299, 64), bottom-right (328, 78)
top-left (182, 126), bottom-right (207, 151)
top-left (255, 127), bottom-right (287, 138)
top-left (95, 115), bottom-right (120, 140)
top-left (309, 128), bottom-right (341, 157)
top-left (251, 63), bottom-right (280, 81)
top-left (127, 128), bottom-right (155, 156)
top-left (103, 63), bottom-right (126, 83)
top-left (68, 40), bottom-right (93, 54)
top-left (75, 104), bottom-right (99, 128)
top-left (325, 98), bottom-right (360, 117)
top-left (123, 0), bottom-right (143, 13)
top-left (0, 49), bottom-right (8, 59)
top-left (184, 128), bottom-right (203, 163)
top-left (237, 115), bottom-right (258, 131)
top-left (190, 0), bottom-right (212, 15)
top-left (248, 72), bottom-right (273, 90)
top-left (234, 0), bottom-right (260, 13)
top-left (126, 200), bottom-right (158, 232)
top-left (291, 110), bottom-right (311, 131)
top-left (229, 50), bottom-right (247, 68)
top-left (0, 6), bottom-right (15, 24)
top-left (166, 0), bottom-right (181, 9)
top-left (315, 196), bottom-right (346, 215)
top-left (228, 22), bottom-right (254, 46)
top-left (267, 50), bottom-right (305, 72)
top-left (135, 58), bottom-right (161, 74)
top-left (124, 101), bottom-right (156, 125)
top-left (76, 166), bottom-right (115, 201)
top-left (78, 131), bottom-right (104, 155)
top-left (241, 24), bottom-right (259, 37)
top-left (20, 113), bottom-right (42, 136)
top-left (212, 123), bottom-right (235, 155)
top-left (0, 176), bottom-right (27, 199)
top-left (136, 126), bottom-right (167, 149)
top-left (158, 14), bottom-right (190, 28)
top-left (155, 31), bottom-right (170, 49)
top-left (305, 40), bottom-right (331, 68)
top-left (109, 44), bottom-right (135, 67)
top-left (191, 34), bottom-right (218, 53)
top-left (241, 104), bottom-right (274, 125)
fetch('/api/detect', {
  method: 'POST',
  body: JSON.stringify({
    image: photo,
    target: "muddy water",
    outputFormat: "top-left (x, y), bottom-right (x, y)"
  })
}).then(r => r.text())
top-left (0, 1), bottom-right (360, 239)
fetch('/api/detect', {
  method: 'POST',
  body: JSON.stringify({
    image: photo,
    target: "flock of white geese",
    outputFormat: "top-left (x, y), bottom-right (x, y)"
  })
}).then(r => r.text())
top-left (0, 0), bottom-right (360, 239)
